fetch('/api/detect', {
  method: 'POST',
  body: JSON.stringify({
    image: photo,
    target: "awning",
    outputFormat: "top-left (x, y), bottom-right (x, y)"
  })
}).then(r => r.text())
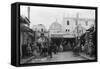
top-left (20, 25), bottom-right (32, 32)
top-left (50, 33), bottom-right (75, 38)
top-left (20, 16), bottom-right (30, 25)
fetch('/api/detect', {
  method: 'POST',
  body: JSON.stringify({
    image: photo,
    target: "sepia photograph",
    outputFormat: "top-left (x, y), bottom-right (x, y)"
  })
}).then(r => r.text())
top-left (19, 4), bottom-right (97, 64)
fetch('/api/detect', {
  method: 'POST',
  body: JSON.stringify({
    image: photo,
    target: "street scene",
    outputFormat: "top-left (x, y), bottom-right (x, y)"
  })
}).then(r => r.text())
top-left (20, 6), bottom-right (96, 64)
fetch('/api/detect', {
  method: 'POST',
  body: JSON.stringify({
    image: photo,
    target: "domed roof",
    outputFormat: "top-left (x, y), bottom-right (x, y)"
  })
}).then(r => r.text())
top-left (49, 21), bottom-right (62, 32)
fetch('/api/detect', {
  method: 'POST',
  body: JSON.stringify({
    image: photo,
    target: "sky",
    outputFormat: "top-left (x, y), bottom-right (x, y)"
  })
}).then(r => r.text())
top-left (20, 5), bottom-right (95, 30)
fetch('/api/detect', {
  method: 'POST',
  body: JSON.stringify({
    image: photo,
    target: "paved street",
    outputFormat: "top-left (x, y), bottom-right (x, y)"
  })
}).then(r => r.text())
top-left (27, 51), bottom-right (88, 63)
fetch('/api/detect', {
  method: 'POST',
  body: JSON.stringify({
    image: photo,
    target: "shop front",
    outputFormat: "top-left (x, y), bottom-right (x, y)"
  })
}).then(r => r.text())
top-left (49, 33), bottom-right (76, 51)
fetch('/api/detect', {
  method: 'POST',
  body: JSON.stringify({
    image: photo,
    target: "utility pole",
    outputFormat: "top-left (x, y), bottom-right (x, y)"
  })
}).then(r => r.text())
top-left (76, 13), bottom-right (79, 42)
top-left (28, 6), bottom-right (30, 21)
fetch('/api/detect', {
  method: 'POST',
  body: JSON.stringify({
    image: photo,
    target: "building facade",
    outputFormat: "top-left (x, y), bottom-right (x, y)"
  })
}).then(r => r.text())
top-left (62, 16), bottom-right (95, 37)
top-left (32, 24), bottom-right (49, 43)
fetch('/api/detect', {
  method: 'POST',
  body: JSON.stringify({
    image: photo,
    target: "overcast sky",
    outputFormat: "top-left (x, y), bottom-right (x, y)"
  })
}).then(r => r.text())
top-left (20, 5), bottom-right (95, 30)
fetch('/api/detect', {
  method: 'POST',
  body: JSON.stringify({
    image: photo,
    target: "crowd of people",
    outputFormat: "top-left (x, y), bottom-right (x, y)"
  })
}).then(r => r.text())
top-left (22, 40), bottom-right (59, 58)
top-left (72, 32), bottom-right (96, 57)
top-left (22, 34), bottom-right (96, 59)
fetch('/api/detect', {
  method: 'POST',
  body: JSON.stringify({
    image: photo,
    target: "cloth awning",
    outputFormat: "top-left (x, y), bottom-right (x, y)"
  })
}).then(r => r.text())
top-left (20, 24), bottom-right (32, 32)
top-left (20, 24), bottom-right (35, 38)
top-left (20, 16), bottom-right (30, 25)
top-left (50, 33), bottom-right (75, 38)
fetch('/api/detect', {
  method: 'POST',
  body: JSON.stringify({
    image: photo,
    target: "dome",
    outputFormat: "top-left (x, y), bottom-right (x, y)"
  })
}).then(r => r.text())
top-left (49, 21), bottom-right (62, 33)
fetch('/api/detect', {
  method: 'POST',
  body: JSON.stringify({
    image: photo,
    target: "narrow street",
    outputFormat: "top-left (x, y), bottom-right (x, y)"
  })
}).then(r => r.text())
top-left (27, 51), bottom-right (87, 63)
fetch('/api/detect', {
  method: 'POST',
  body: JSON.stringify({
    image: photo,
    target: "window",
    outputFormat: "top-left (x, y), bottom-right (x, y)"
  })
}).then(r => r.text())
top-left (66, 29), bottom-right (67, 32)
top-left (66, 29), bottom-right (70, 32)
top-left (68, 29), bottom-right (70, 32)
top-left (67, 20), bottom-right (70, 25)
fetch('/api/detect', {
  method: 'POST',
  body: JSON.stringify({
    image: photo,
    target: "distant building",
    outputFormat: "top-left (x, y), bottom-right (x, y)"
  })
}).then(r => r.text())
top-left (32, 24), bottom-right (47, 32)
top-left (49, 19), bottom-right (75, 38)
top-left (32, 24), bottom-right (49, 39)
top-left (49, 20), bottom-right (63, 38)
top-left (49, 16), bottom-right (95, 38)
top-left (37, 24), bottom-right (47, 32)
top-left (62, 17), bottom-right (76, 33)
top-left (32, 25), bottom-right (38, 31)
top-left (62, 16), bottom-right (95, 37)
top-left (49, 20), bottom-right (62, 33)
